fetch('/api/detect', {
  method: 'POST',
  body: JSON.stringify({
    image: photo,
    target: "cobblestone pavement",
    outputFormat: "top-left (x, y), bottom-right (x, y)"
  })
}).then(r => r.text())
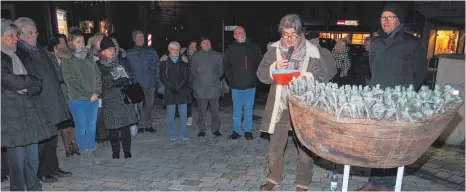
top-left (2, 99), bottom-right (465, 191)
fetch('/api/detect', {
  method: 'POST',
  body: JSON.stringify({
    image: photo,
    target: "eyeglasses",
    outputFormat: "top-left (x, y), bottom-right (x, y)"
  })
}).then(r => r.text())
top-left (282, 34), bottom-right (298, 40)
top-left (380, 16), bottom-right (398, 21)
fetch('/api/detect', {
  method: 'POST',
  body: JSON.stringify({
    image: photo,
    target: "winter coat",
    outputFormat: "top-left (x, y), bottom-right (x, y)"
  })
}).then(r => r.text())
top-left (351, 51), bottom-right (371, 86)
top-left (97, 58), bottom-right (138, 130)
top-left (317, 45), bottom-right (338, 80)
top-left (126, 45), bottom-right (160, 89)
top-left (369, 26), bottom-right (427, 91)
top-left (1, 52), bottom-right (56, 148)
top-left (256, 40), bottom-right (329, 134)
top-left (159, 55), bottom-right (192, 105)
top-left (16, 44), bottom-right (70, 125)
top-left (223, 38), bottom-right (262, 90)
top-left (46, 48), bottom-right (70, 101)
top-left (190, 49), bottom-right (224, 99)
top-left (61, 48), bottom-right (102, 101)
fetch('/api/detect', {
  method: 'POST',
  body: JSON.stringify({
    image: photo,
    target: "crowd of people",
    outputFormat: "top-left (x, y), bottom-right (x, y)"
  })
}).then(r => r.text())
top-left (1, 2), bottom-right (427, 191)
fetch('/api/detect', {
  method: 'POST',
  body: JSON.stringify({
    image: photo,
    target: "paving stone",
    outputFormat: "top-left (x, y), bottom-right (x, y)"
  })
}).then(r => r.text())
top-left (447, 175), bottom-right (465, 185)
top-left (436, 171), bottom-right (452, 180)
top-left (181, 179), bottom-right (202, 186)
top-left (199, 181), bottom-right (217, 187)
top-left (204, 172), bottom-right (224, 177)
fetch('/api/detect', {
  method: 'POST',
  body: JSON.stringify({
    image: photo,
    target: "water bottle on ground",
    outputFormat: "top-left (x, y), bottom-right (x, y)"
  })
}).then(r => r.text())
top-left (330, 171), bottom-right (338, 191)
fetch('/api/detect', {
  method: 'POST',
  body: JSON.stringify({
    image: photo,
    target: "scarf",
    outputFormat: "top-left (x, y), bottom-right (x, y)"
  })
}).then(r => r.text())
top-left (18, 40), bottom-right (41, 52)
top-left (383, 24), bottom-right (404, 44)
top-left (68, 44), bottom-right (89, 60)
top-left (278, 34), bottom-right (306, 70)
top-left (2, 43), bottom-right (28, 94)
top-left (170, 55), bottom-right (179, 63)
top-left (332, 47), bottom-right (351, 77)
top-left (100, 56), bottom-right (129, 80)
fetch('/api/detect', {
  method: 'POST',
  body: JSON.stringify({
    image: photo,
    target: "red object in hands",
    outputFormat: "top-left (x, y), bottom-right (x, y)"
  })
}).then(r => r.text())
top-left (272, 70), bottom-right (300, 85)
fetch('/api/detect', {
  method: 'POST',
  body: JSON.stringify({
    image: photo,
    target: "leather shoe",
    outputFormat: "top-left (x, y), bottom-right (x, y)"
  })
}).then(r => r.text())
top-left (198, 132), bottom-right (206, 137)
top-left (260, 181), bottom-right (279, 191)
top-left (38, 174), bottom-right (58, 183)
top-left (137, 128), bottom-right (144, 133)
top-left (245, 132), bottom-right (253, 140)
top-left (52, 169), bottom-right (72, 177)
top-left (212, 131), bottom-right (222, 137)
top-left (145, 127), bottom-right (156, 133)
top-left (229, 131), bottom-right (241, 139)
top-left (124, 152), bottom-right (132, 159)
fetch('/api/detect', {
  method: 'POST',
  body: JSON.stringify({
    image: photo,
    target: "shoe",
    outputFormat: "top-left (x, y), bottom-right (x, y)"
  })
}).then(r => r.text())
top-left (229, 131), bottom-right (241, 139)
top-left (296, 186), bottom-right (307, 191)
top-left (260, 181), bottom-right (279, 191)
top-left (112, 152), bottom-right (120, 159)
top-left (198, 132), bottom-right (206, 137)
top-left (137, 128), bottom-right (145, 133)
top-left (245, 132), bottom-right (253, 140)
top-left (145, 127), bottom-right (156, 133)
top-left (124, 152), bottom-right (132, 159)
top-left (38, 174), bottom-right (58, 183)
top-left (181, 137), bottom-right (188, 141)
top-left (52, 169), bottom-right (72, 177)
top-left (213, 131), bottom-right (222, 137)
top-left (355, 183), bottom-right (381, 191)
top-left (187, 117), bottom-right (193, 126)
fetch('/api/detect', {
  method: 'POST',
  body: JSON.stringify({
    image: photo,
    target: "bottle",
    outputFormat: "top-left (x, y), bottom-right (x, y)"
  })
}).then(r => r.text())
top-left (330, 171), bottom-right (338, 191)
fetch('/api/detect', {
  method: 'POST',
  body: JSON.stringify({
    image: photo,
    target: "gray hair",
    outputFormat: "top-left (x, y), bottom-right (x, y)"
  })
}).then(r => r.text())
top-left (1, 18), bottom-right (19, 36)
top-left (14, 17), bottom-right (36, 33)
top-left (278, 14), bottom-right (305, 35)
top-left (132, 30), bottom-right (143, 41)
top-left (168, 41), bottom-right (181, 50)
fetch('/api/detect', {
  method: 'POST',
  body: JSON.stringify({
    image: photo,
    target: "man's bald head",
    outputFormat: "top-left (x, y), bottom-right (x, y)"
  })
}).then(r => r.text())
top-left (233, 26), bottom-right (246, 43)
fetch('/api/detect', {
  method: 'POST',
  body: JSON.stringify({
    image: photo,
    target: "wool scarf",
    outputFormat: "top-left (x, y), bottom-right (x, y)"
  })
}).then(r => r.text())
top-left (2, 43), bottom-right (28, 94)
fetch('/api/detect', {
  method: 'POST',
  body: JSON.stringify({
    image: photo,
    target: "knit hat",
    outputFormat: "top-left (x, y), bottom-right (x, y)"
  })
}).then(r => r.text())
top-left (100, 36), bottom-right (116, 51)
top-left (381, 3), bottom-right (405, 23)
top-left (306, 32), bottom-right (320, 40)
top-left (199, 36), bottom-right (210, 45)
top-left (1, 18), bottom-right (16, 36)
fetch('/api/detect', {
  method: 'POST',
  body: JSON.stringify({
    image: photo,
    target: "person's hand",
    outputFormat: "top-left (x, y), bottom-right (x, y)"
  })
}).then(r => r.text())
top-left (90, 94), bottom-right (99, 102)
top-left (275, 60), bottom-right (289, 70)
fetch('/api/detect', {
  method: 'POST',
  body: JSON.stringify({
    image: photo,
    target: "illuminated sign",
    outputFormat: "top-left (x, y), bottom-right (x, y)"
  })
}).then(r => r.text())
top-left (337, 20), bottom-right (359, 26)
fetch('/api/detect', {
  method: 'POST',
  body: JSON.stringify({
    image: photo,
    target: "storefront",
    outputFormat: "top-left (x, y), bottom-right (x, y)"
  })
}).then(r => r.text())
top-left (427, 29), bottom-right (465, 59)
top-left (318, 32), bottom-right (371, 45)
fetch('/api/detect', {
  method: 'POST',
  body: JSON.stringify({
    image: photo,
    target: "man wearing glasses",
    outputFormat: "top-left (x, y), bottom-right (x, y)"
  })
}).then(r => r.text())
top-left (357, 3), bottom-right (427, 191)
top-left (223, 26), bottom-right (263, 140)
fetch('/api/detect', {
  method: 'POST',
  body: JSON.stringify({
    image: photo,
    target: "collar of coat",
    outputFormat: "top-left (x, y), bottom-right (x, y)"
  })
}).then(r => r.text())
top-left (268, 39), bottom-right (320, 60)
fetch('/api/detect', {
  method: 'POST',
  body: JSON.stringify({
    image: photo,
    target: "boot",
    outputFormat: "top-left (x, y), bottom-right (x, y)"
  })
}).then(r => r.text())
top-left (68, 128), bottom-right (80, 156)
top-left (59, 128), bottom-right (72, 157)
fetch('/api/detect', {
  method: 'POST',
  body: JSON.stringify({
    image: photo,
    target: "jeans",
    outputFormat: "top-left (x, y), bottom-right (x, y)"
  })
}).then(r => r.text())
top-left (7, 144), bottom-right (42, 191)
top-left (138, 88), bottom-right (155, 129)
top-left (69, 100), bottom-right (99, 151)
top-left (197, 99), bottom-right (221, 133)
top-left (37, 135), bottom-right (59, 177)
top-left (232, 88), bottom-right (256, 134)
top-left (167, 104), bottom-right (187, 140)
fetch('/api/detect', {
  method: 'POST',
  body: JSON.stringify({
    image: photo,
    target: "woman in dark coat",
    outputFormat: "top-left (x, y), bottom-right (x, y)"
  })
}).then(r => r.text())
top-left (160, 41), bottom-right (192, 141)
top-left (1, 19), bottom-right (55, 191)
top-left (97, 36), bottom-right (138, 159)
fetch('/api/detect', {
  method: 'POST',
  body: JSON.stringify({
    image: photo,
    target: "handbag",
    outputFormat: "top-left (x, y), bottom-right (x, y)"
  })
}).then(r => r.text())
top-left (121, 82), bottom-right (145, 104)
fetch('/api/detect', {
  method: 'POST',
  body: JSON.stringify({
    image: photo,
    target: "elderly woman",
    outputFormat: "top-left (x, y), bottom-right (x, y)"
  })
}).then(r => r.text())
top-left (160, 41), bottom-right (192, 141)
top-left (331, 38), bottom-right (352, 86)
top-left (97, 36), bottom-right (138, 159)
top-left (1, 19), bottom-right (55, 191)
top-left (256, 14), bottom-right (330, 191)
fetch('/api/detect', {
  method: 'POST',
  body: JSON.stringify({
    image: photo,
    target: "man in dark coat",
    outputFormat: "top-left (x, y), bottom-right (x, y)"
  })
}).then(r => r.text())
top-left (15, 17), bottom-right (72, 183)
top-left (191, 37), bottom-right (224, 137)
top-left (223, 26), bottom-right (262, 140)
top-left (352, 37), bottom-right (372, 86)
top-left (358, 3), bottom-right (427, 191)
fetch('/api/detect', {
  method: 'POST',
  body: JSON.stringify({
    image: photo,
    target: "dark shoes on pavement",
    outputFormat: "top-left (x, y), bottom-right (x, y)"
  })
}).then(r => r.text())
top-left (52, 169), bottom-right (72, 177)
top-left (229, 131), bottom-right (241, 139)
top-left (124, 152), bottom-right (132, 159)
top-left (245, 132), bottom-right (253, 140)
top-left (198, 132), bottom-right (206, 137)
top-left (138, 127), bottom-right (156, 133)
top-left (112, 152), bottom-right (120, 159)
top-left (38, 174), bottom-right (58, 183)
top-left (213, 131), bottom-right (222, 137)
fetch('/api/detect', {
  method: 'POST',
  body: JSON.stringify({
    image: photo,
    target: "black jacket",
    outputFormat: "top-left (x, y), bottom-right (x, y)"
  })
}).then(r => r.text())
top-left (369, 26), bottom-right (427, 91)
top-left (1, 52), bottom-right (55, 148)
top-left (224, 38), bottom-right (262, 90)
top-left (160, 56), bottom-right (192, 105)
top-left (351, 51), bottom-right (371, 86)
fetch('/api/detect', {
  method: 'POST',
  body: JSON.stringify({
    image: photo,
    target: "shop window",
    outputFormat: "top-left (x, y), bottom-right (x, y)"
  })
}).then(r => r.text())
top-left (434, 30), bottom-right (459, 55)
top-left (80, 21), bottom-right (94, 34)
top-left (56, 9), bottom-right (68, 37)
top-left (351, 33), bottom-right (370, 45)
